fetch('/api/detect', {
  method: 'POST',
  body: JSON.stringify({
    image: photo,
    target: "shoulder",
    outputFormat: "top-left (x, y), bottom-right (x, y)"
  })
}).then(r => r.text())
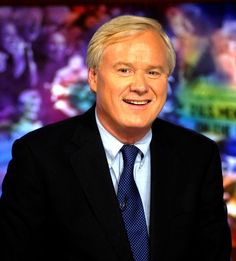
top-left (18, 115), bottom-right (79, 146)
top-left (152, 117), bottom-right (218, 152)
top-left (151, 118), bottom-right (221, 174)
top-left (15, 106), bottom-right (96, 149)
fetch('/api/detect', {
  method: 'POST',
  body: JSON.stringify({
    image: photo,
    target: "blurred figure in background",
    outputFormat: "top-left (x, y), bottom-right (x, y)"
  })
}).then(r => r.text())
top-left (166, 4), bottom-right (215, 84)
top-left (0, 89), bottom-right (42, 195)
top-left (0, 18), bottom-right (38, 102)
top-left (50, 54), bottom-right (94, 117)
top-left (210, 20), bottom-right (236, 88)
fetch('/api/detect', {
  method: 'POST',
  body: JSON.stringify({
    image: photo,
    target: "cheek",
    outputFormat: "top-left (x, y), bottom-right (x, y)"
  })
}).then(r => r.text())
top-left (102, 79), bottom-right (125, 100)
top-left (161, 86), bottom-right (168, 97)
top-left (96, 80), bottom-right (118, 105)
top-left (153, 82), bottom-right (168, 98)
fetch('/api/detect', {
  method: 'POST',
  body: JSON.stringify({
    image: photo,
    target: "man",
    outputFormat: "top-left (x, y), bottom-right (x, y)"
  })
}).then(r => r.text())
top-left (0, 15), bottom-right (231, 261)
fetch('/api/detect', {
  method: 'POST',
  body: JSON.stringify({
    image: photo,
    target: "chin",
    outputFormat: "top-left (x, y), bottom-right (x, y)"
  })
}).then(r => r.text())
top-left (128, 118), bottom-right (153, 127)
top-left (124, 122), bottom-right (150, 131)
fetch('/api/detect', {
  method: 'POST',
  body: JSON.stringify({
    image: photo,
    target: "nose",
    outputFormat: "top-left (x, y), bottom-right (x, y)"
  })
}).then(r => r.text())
top-left (130, 72), bottom-right (148, 95)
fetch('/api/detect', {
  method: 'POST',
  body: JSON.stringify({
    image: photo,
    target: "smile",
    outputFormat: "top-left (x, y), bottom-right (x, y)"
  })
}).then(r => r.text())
top-left (123, 99), bottom-right (151, 105)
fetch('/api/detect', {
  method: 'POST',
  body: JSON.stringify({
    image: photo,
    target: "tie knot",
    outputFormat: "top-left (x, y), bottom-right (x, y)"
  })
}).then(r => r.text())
top-left (121, 145), bottom-right (139, 167)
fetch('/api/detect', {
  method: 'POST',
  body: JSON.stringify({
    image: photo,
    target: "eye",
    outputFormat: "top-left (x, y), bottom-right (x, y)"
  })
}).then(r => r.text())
top-left (117, 67), bottom-right (133, 76)
top-left (147, 70), bottom-right (162, 79)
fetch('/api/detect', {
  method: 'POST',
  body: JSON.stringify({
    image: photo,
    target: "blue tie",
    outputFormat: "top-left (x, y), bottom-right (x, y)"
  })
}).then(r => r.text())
top-left (117, 145), bottom-right (150, 261)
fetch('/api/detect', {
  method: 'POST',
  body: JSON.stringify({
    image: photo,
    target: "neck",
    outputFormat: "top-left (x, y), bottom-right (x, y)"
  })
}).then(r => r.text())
top-left (99, 120), bottom-right (150, 145)
top-left (112, 127), bottom-right (150, 144)
top-left (95, 108), bottom-right (151, 144)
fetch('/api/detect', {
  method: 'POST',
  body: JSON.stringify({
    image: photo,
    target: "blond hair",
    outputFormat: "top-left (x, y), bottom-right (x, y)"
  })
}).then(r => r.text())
top-left (86, 15), bottom-right (176, 75)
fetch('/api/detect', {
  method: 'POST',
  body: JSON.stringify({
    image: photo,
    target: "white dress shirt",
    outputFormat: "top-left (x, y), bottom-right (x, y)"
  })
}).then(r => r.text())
top-left (95, 112), bottom-right (152, 229)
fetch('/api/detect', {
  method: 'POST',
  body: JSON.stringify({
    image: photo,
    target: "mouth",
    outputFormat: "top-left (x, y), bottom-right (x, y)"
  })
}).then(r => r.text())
top-left (123, 99), bottom-right (151, 105)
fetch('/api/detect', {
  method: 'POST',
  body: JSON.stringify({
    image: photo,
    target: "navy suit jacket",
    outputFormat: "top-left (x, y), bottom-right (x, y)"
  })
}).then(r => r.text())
top-left (0, 106), bottom-right (231, 260)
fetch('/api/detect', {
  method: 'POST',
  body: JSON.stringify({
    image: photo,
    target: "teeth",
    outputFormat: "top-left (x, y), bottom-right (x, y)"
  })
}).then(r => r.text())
top-left (124, 99), bottom-right (150, 105)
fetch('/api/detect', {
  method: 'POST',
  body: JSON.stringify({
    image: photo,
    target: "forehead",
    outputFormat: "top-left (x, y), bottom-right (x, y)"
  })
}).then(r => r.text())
top-left (101, 30), bottom-right (168, 67)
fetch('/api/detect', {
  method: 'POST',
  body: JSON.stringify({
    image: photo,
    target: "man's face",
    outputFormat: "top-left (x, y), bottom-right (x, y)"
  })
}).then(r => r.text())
top-left (88, 30), bottom-right (169, 142)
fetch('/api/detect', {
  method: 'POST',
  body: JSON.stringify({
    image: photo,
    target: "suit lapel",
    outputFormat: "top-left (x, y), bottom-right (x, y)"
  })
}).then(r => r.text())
top-left (149, 119), bottom-right (176, 261)
top-left (69, 108), bottom-right (133, 261)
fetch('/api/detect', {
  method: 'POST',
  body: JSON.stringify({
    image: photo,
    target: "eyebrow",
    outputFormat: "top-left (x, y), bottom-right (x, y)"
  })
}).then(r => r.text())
top-left (113, 62), bottom-right (133, 68)
top-left (113, 62), bottom-right (166, 73)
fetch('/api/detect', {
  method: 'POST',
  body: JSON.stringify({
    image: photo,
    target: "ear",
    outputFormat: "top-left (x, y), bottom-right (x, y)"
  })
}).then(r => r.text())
top-left (88, 68), bottom-right (97, 93)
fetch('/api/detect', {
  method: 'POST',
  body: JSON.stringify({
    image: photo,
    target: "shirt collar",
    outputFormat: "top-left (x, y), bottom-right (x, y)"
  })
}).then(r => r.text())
top-left (95, 110), bottom-right (152, 167)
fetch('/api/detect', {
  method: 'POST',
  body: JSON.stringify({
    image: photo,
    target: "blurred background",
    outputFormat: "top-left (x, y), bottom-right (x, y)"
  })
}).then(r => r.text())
top-left (0, 0), bottom-right (235, 258)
